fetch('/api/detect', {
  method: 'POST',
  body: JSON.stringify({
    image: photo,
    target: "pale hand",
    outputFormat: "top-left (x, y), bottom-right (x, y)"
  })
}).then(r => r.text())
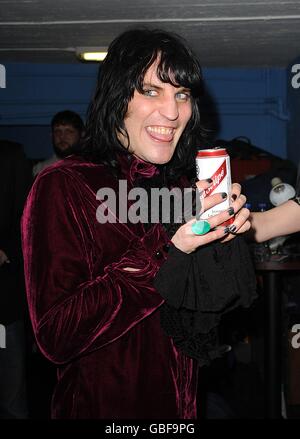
top-left (171, 181), bottom-right (250, 253)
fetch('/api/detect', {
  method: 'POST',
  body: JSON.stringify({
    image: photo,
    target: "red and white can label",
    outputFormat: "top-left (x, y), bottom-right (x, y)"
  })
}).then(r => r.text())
top-left (196, 148), bottom-right (233, 224)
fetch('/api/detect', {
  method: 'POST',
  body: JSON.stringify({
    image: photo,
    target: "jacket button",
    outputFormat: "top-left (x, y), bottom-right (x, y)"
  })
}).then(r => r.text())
top-left (155, 250), bottom-right (163, 259)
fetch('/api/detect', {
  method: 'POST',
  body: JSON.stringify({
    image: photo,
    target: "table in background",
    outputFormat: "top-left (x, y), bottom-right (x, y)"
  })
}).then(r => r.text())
top-left (255, 257), bottom-right (300, 419)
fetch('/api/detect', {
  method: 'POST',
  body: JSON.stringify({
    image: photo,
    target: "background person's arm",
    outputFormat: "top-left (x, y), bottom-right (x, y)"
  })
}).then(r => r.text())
top-left (250, 199), bottom-right (300, 242)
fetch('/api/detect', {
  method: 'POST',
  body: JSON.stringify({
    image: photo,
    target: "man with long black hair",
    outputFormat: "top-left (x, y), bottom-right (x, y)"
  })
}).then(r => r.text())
top-left (22, 29), bottom-right (255, 419)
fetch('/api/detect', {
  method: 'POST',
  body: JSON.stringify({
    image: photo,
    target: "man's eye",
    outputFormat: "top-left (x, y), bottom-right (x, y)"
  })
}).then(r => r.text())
top-left (143, 89), bottom-right (158, 97)
top-left (176, 92), bottom-right (191, 102)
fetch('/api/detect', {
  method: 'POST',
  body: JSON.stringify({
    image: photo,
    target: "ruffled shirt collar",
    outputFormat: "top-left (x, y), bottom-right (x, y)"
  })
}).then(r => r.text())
top-left (118, 152), bottom-right (159, 185)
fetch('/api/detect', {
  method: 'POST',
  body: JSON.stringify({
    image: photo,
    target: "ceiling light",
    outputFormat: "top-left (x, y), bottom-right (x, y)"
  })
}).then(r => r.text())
top-left (76, 48), bottom-right (107, 62)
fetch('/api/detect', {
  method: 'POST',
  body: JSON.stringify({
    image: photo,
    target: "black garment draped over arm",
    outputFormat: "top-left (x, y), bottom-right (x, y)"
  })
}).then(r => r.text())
top-left (155, 236), bottom-right (257, 366)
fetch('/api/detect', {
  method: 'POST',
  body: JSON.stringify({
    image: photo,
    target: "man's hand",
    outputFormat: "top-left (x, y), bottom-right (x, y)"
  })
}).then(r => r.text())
top-left (0, 249), bottom-right (10, 267)
top-left (171, 181), bottom-right (250, 253)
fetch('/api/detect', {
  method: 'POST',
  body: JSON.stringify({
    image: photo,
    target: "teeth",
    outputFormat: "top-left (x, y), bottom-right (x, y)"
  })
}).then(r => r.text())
top-left (147, 126), bottom-right (174, 135)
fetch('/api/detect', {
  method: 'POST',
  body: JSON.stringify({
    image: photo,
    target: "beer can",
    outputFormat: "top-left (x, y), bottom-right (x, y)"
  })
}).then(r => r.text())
top-left (196, 147), bottom-right (233, 224)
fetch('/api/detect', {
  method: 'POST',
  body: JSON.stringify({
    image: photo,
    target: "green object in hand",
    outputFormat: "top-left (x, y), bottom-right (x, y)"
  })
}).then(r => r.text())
top-left (191, 220), bottom-right (211, 235)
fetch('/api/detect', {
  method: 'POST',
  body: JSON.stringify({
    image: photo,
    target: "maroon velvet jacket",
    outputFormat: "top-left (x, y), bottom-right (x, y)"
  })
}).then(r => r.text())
top-left (21, 155), bottom-right (198, 419)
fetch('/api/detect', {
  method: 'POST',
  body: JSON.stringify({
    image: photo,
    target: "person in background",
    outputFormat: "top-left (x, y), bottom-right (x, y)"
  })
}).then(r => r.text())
top-left (0, 140), bottom-right (32, 418)
top-left (33, 110), bottom-right (85, 176)
top-left (250, 196), bottom-right (300, 241)
top-left (21, 28), bottom-right (255, 419)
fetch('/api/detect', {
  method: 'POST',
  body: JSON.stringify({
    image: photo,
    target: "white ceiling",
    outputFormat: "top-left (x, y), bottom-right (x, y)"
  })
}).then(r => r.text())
top-left (1, 0), bottom-right (300, 67)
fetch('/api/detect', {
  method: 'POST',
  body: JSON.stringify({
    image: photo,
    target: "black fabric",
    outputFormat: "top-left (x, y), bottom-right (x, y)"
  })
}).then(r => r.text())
top-left (155, 237), bottom-right (257, 366)
top-left (0, 141), bottom-right (33, 324)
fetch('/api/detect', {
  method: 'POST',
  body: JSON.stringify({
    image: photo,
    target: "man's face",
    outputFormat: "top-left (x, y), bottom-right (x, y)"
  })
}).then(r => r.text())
top-left (52, 123), bottom-right (81, 158)
top-left (119, 61), bottom-right (192, 165)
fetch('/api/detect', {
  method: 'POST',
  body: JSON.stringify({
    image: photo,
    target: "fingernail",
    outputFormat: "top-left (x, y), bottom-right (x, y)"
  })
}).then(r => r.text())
top-left (231, 194), bottom-right (237, 201)
top-left (191, 178), bottom-right (199, 189)
top-left (224, 227), bottom-right (230, 234)
top-left (206, 178), bottom-right (213, 183)
top-left (221, 192), bottom-right (227, 199)
top-left (229, 224), bottom-right (237, 233)
top-left (228, 207), bottom-right (234, 216)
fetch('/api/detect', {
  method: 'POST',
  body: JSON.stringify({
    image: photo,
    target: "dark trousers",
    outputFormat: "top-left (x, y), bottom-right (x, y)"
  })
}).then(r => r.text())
top-left (0, 320), bottom-right (28, 419)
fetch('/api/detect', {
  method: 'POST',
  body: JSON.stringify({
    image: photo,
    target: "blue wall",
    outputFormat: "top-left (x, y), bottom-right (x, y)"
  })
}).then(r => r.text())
top-left (204, 68), bottom-right (288, 159)
top-left (0, 63), bottom-right (97, 158)
top-left (0, 62), bottom-right (290, 161)
top-left (287, 58), bottom-right (300, 166)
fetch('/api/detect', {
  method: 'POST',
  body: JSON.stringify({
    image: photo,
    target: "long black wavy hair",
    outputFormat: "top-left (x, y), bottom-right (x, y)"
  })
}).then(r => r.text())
top-left (82, 28), bottom-right (205, 182)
